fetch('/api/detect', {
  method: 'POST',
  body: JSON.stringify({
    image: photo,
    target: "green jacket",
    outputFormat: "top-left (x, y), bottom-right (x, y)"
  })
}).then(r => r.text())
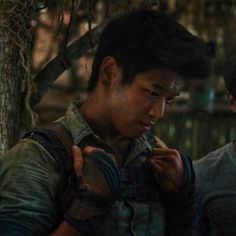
top-left (0, 102), bottom-right (195, 235)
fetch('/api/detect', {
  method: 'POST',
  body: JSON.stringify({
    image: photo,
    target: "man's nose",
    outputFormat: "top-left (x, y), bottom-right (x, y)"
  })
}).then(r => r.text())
top-left (148, 99), bottom-right (166, 118)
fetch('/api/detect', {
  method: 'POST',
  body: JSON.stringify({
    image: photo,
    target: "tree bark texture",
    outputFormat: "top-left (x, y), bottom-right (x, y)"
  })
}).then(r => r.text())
top-left (0, 1), bottom-right (35, 157)
top-left (0, 42), bottom-right (22, 157)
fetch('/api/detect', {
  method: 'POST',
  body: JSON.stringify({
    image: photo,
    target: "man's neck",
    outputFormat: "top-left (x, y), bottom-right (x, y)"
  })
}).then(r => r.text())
top-left (79, 96), bottom-right (133, 165)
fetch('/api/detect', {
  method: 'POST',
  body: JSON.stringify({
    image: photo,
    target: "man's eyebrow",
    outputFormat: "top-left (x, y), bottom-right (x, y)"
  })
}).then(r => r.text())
top-left (152, 84), bottom-right (162, 89)
top-left (172, 92), bottom-right (180, 97)
top-left (167, 93), bottom-right (180, 99)
top-left (152, 84), bottom-right (168, 92)
top-left (152, 84), bottom-right (180, 96)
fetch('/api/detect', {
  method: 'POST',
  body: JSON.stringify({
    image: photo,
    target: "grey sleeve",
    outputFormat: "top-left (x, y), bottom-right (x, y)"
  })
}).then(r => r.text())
top-left (192, 161), bottom-right (210, 236)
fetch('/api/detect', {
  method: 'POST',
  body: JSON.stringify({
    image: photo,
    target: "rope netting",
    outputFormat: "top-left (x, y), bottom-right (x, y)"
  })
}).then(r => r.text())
top-left (1, 0), bottom-right (37, 126)
top-left (1, 0), bottom-right (83, 127)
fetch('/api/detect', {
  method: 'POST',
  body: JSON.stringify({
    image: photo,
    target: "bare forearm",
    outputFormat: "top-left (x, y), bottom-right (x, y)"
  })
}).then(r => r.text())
top-left (50, 221), bottom-right (83, 236)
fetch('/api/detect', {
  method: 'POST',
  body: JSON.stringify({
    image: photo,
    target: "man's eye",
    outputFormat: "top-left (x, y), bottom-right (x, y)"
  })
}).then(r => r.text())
top-left (165, 97), bottom-right (174, 104)
top-left (149, 91), bottom-right (160, 97)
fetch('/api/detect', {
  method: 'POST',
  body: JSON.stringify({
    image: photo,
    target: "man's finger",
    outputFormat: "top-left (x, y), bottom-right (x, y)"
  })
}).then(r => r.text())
top-left (154, 143), bottom-right (164, 148)
top-left (72, 145), bottom-right (84, 177)
top-left (82, 146), bottom-right (105, 156)
top-left (152, 147), bottom-right (180, 157)
top-left (82, 146), bottom-right (117, 163)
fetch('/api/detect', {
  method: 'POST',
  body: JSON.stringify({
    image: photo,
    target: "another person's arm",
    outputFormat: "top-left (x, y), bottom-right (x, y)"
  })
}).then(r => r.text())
top-left (191, 204), bottom-right (210, 236)
top-left (50, 221), bottom-right (83, 236)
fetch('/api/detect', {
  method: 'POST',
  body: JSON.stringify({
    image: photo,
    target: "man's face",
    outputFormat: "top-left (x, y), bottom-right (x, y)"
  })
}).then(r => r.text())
top-left (106, 68), bottom-right (180, 139)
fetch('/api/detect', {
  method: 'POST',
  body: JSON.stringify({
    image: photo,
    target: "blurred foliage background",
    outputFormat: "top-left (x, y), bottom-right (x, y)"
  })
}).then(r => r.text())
top-left (30, 0), bottom-right (236, 159)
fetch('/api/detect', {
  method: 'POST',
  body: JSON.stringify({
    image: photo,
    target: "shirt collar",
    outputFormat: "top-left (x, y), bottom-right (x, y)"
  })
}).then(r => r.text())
top-left (57, 101), bottom-right (94, 145)
top-left (59, 101), bottom-right (152, 163)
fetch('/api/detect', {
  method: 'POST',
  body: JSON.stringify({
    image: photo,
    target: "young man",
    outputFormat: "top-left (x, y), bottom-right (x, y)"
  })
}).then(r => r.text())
top-left (0, 9), bottom-right (210, 236)
top-left (193, 51), bottom-right (236, 236)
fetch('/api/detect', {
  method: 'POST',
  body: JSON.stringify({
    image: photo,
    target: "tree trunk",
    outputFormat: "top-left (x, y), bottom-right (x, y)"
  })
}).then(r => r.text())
top-left (0, 41), bottom-right (22, 157)
top-left (0, 1), bottom-right (35, 157)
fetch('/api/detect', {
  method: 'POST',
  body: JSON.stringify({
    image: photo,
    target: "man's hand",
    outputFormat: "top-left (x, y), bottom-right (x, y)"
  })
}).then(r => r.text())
top-left (147, 143), bottom-right (184, 192)
top-left (72, 145), bottom-right (84, 178)
top-left (72, 145), bottom-right (118, 196)
top-left (72, 145), bottom-right (109, 178)
top-left (68, 145), bottom-right (120, 221)
top-left (72, 145), bottom-right (116, 174)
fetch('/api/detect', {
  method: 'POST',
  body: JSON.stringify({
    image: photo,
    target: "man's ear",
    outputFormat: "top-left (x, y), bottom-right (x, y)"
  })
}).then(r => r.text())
top-left (227, 94), bottom-right (236, 112)
top-left (99, 57), bottom-right (121, 87)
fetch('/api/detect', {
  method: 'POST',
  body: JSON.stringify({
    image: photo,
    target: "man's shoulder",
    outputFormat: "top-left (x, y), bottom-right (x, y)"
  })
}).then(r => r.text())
top-left (1, 138), bottom-right (58, 171)
top-left (193, 142), bottom-right (235, 190)
top-left (6, 138), bottom-right (51, 158)
top-left (194, 142), bottom-right (233, 169)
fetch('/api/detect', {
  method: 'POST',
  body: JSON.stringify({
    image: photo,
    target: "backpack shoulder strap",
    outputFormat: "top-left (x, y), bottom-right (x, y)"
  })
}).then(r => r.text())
top-left (22, 122), bottom-right (74, 173)
top-left (22, 122), bottom-right (76, 213)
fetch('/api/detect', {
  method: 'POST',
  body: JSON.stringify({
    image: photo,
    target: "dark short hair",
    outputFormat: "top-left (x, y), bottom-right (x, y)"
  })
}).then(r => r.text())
top-left (88, 9), bottom-right (211, 92)
top-left (224, 50), bottom-right (236, 99)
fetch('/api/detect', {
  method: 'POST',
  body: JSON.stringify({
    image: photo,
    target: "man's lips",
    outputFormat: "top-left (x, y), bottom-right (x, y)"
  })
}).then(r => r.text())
top-left (149, 121), bottom-right (156, 126)
top-left (140, 121), bottom-right (156, 129)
